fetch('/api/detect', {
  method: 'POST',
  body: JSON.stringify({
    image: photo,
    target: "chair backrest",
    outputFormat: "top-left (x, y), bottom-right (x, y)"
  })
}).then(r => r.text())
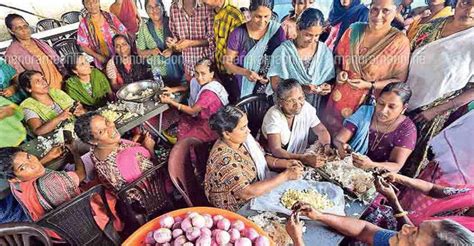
top-left (36, 19), bottom-right (62, 32)
top-left (168, 137), bottom-right (212, 207)
top-left (0, 223), bottom-right (52, 246)
top-left (53, 38), bottom-right (81, 58)
top-left (36, 185), bottom-right (121, 246)
top-left (116, 163), bottom-right (172, 224)
top-left (61, 11), bottom-right (81, 24)
top-left (236, 94), bottom-right (274, 138)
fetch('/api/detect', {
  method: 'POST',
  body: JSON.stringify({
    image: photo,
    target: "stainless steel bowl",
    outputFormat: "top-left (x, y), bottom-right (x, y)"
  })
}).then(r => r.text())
top-left (116, 80), bottom-right (160, 103)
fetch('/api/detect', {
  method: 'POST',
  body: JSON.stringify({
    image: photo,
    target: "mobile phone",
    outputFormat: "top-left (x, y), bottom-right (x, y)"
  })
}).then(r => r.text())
top-left (63, 130), bottom-right (74, 145)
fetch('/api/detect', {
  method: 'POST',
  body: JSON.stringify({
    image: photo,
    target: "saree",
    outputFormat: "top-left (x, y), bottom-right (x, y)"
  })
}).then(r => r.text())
top-left (343, 98), bottom-right (375, 155)
top-left (268, 40), bottom-right (335, 110)
top-left (403, 24), bottom-right (474, 177)
top-left (20, 89), bottom-right (74, 122)
top-left (65, 68), bottom-right (111, 107)
top-left (326, 0), bottom-right (369, 51)
top-left (77, 11), bottom-right (127, 69)
top-left (111, 0), bottom-right (139, 38)
top-left (5, 39), bottom-right (65, 89)
top-left (0, 58), bottom-right (26, 104)
top-left (188, 79), bottom-right (229, 107)
top-left (204, 136), bottom-right (266, 212)
top-left (410, 16), bottom-right (450, 51)
top-left (406, 6), bottom-right (453, 42)
top-left (324, 23), bottom-right (410, 135)
top-left (240, 21), bottom-right (281, 98)
top-left (10, 170), bottom-right (123, 238)
top-left (0, 97), bottom-right (26, 147)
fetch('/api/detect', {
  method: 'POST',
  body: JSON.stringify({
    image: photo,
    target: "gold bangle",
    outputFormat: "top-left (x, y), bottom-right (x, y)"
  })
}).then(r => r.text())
top-left (394, 211), bottom-right (408, 218)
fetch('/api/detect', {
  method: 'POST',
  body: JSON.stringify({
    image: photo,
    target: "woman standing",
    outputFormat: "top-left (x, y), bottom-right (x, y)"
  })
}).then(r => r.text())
top-left (77, 0), bottom-right (128, 70)
top-left (406, 0), bottom-right (455, 42)
top-left (109, 0), bottom-right (141, 40)
top-left (281, 0), bottom-right (315, 40)
top-left (224, 0), bottom-right (287, 99)
top-left (269, 8), bottom-right (335, 110)
top-left (325, 0), bottom-right (369, 51)
top-left (323, 0), bottom-right (410, 136)
top-left (136, 0), bottom-right (185, 87)
top-left (5, 14), bottom-right (65, 90)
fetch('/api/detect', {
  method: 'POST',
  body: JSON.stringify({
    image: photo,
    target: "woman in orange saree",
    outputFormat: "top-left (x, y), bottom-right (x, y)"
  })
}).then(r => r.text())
top-left (323, 0), bottom-right (410, 136)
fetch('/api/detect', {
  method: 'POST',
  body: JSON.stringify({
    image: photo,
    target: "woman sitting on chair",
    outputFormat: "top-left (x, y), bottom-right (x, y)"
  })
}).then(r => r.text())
top-left (205, 105), bottom-right (304, 212)
top-left (261, 79), bottom-right (331, 168)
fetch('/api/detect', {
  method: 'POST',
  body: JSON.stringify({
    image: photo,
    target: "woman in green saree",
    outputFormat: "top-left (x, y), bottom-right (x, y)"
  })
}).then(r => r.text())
top-left (64, 53), bottom-right (112, 109)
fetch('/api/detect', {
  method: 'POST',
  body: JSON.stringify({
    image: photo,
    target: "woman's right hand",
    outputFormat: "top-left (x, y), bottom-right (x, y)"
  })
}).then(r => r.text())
top-left (337, 143), bottom-right (350, 158)
top-left (159, 94), bottom-right (172, 104)
top-left (336, 71), bottom-right (349, 84)
top-left (284, 163), bottom-right (304, 181)
top-left (245, 70), bottom-right (263, 83)
top-left (57, 109), bottom-right (73, 122)
top-left (292, 201), bottom-right (321, 221)
top-left (286, 212), bottom-right (304, 245)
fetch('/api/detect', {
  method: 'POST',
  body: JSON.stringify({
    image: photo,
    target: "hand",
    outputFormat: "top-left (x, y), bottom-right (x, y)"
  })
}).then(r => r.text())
top-left (159, 94), bottom-right (172, 104)
top-left (283, 163), bottom-right (304, 181)
top-left (292, 201), bottom-right (321, 221)
top-left (245, 70), bottom-right (264, 83)
top-left (337, 143), bottom-right (350, 158)
top-left (152, 48), bottom-right (162, 56)
top-left (319, 83), bottom-right (332, 95)
top-left (413, 108), bottom-right (439, 123)
top-left (283, 159), bottom-right (303, 169)
top-left (0, 105), bottom-right (15, 120)
top-left (73, 102), bottom-right (86, 116)
top-left (381, 172), bottom-right (402, 184)
top-left (347, 78), bottom-right (372, 90)
top-left (374, 176), bottom-right (398, 202)
top-left (166, 37), bottom-right (178, 48)
top-left (286, 212), bottom-right (304, 244)
top-left (300, 153), bottom-right (325, 168)
top-left (45, 145), bottom-right (65, 160)
top-left (302, 84), bottom-right (320, 95)
top-left (161, 87), bottom-right (175, 94)
top-left (175, 39), bottom-right (193, 51)
top-left (57, 109), bottom-right (73, 121)
top-left (336, 71), bottom-right (349, 83)
top-left (141, 131), bottom-right (156, 152)
top-left (352, 153), bottom-right (375, 169)
top-left (0, 86), bottom-right (16, 97)
top-left (162, 48), bottom-right (173, 58)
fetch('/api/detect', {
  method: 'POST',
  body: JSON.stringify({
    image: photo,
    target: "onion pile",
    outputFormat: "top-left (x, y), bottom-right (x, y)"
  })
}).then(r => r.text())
top-left (144, 212), bottom-right (271, 246)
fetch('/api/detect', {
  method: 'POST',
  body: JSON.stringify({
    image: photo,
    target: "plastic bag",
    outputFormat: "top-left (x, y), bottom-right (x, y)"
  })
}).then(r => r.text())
top-left (250, 180), bottom-right (346, 218)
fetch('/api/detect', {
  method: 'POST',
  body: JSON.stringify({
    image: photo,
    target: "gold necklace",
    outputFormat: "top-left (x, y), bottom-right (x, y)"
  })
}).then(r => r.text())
top-left (370, 116), bottom-right (399, 152)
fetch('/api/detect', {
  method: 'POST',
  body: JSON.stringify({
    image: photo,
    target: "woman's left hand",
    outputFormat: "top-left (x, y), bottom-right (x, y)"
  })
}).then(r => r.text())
top-left (319, 83), bottom-right (332, 95)
top-left (347, 78), bottom-right (372, 90)
top-left (0, 86), bottom-right (16, 97)
top-left (73, 102), bottom-right (86, 116)
top-left (46, 146), bottom-right (65, 160)
top-left (142, 131), bottom-right (156, 152)
top-left (374, 176), bottom-right (398, 202)
top-left (175, 39), bottom-right (192, 51)
top-left (413, 107), bottom-right (439, 123)
top-left (352, 153), bottom-right (375, 169)
top-left (162, 49), bottom-right (173, 58)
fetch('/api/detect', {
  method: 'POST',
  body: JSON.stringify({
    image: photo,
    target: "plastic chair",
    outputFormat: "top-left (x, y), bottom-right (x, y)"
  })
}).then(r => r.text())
top-left (236, 94), bottom-right (274, 138)
top-left (36, 185), bottom-right (121, 246)
top-left (168, 137), bottom-right (212, 207)
top-left (116, 163), bottom-right (172, 226)
top-left (52, 38), bottom-right (81, 58)
top-left (61, 11), bottom-right (81, 24)
top-left (0, 223), bottom-right (52, 246)
top-left (36, 19), bottom-right (62, 32)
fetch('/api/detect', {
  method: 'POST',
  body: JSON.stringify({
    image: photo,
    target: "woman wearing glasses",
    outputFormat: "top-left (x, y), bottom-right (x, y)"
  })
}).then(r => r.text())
top-left (403, 0), bottom-right (474, 177)
top-left (261, 79), bottom-right (331, 168)
top-left (323, 0), bottom-right (410, 136)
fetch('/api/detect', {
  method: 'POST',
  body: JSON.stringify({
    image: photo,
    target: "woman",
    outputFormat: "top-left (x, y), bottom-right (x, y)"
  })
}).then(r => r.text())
top-left (0, 146), bottom-right (123, 237)
top-left (18, 70), bottom-right (86, 136)
top-left (77, 0), bottom-right (128, 70)
top-left (406, 0), bottom-right (455, 42)
top-left (325, 0), bottom-right (369, 51)
top-left (136, 0), bottom-right (185, 87)
top-left (0, 58), bottom-right (26, 104)
top-left (159, 59), bottom-right (228, 142)
top-left (261, 79), bottom-right (331, 168)
top-left (281, 0), bottom-right (315, 40)
top-left (0, 97), bottom-right (26, 147)
top-left (106, 34), bottom-right (153, 91)
top-left (323, 0), bottom-right (410, 136)
top-left (205, 106), bottom-right (304, 212)
top-left (403, 0), bottom-right (474, 177)
top-left (65, 53), bottom-right (112, 109)
top-left (224, 0), bottom-right (287, 99)
top-left (269, 8), bottom-right (335, 110)
top-left (334, 82), bottom-right (417, 173)
top-left (75, 112), bottom-right (156, 196)
top-left (5, 14), bottom-right (65, 90)
top-left (366, 172), bottom-right (474, 231)
top-left (109, 0), bottom-right (141, 40)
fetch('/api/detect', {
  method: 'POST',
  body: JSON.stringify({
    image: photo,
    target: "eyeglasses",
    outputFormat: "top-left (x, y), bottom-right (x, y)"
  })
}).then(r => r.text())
top-left (280, 96), bottom-right (305, 104)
